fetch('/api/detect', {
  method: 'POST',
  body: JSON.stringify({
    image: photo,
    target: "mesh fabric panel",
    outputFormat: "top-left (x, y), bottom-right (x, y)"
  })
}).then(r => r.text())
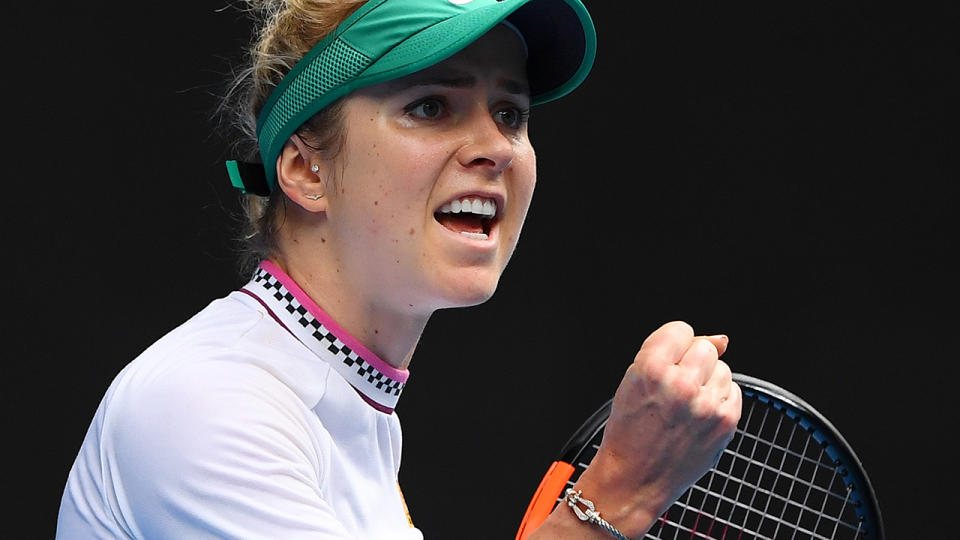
top-left (259, 39), bottom-right (372, 155)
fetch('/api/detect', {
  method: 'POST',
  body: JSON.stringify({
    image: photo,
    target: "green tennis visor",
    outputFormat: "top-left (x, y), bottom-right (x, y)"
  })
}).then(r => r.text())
top-left (226, 0), bottom-right (597, 195)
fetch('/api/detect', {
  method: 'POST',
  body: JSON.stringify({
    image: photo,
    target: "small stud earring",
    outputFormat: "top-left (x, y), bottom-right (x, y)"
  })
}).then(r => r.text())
top-left (307, 164), bottom-right (323, 199)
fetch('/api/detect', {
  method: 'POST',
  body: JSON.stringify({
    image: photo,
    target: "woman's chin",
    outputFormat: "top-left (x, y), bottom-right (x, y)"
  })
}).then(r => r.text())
top-left (434, 275), bottom-right (501, 309)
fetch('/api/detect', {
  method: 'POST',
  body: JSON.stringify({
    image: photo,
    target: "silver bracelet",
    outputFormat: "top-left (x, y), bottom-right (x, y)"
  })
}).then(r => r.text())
top-left (563, 488), bottom-right (630, 540)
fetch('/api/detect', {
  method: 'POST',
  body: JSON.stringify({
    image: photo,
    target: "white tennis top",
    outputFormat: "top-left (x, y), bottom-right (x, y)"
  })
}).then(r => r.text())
top-left (57, 261), bottom-right (423, 539)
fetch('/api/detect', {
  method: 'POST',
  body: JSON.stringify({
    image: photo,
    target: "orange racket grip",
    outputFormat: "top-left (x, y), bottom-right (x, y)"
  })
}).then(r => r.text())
top-left (515, 460), bottom-right (576, 540)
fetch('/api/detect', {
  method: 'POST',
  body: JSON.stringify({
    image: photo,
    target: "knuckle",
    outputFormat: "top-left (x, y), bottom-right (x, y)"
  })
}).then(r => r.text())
top-left (691, 338), bottom-right (719, 359)
top-left (636, 351), bottom-right (669, 381)
top-left (644, 321), bottom-right (694, 348)
top-left (730, 381), bottom-right (743, 404)
top-left (722, 401), bottom-right (741, 426)
top-left (622, 362), bottom-right (642, 386)
top-left (671, 370), bottom-right (700, 401)
top-left (632, 346), bottom-right (647, 365)
top-left (665, 320), bottom-right (695, 338)
top-left (722, 386), bottom-right (743, 428)
top-left (691, 386), bottom-right (723, 419)
top-left (713, 360), bottom-right (732, 381)
top-left (719, 409), bottom-right (740, 437)
top-left (690, 396), bottom-right (714, 420)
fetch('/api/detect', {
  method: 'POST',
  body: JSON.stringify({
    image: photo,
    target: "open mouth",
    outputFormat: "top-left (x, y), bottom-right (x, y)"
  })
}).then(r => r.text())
top-left (434, 196), bottom-right (498, 240)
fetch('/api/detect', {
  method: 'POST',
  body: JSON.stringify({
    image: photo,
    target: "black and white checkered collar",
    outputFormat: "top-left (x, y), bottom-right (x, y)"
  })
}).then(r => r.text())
top-left (240, 260), bottom-right (408, 414)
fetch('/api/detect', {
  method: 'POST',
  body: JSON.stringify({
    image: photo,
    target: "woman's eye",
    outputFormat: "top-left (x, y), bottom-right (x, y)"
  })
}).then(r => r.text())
top-left (406, 97), bottom-right (445, 119)
top-left (495, 107), bottom-right (530, 129)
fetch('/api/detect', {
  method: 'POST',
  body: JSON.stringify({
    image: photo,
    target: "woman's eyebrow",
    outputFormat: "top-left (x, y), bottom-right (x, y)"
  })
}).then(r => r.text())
top-left (497, 77), bottom-right (530, 96)
top-left (404, 74), bottom-right (477, 89)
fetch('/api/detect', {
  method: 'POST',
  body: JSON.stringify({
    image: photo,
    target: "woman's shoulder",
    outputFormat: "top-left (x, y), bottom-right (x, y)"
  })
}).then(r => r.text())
top-left (102, 291), bottom-right (333, 430)
top-left (66, 296), bottom-right (338, 539)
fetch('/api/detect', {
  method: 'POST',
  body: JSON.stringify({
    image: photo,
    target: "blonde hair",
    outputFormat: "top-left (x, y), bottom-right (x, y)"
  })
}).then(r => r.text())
top-left (223, 0), bottom-right (367, 274)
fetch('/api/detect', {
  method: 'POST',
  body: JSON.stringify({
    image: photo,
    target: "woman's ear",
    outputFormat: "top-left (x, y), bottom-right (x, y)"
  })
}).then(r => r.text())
top-left (275, 134), bottom-right (329, 211)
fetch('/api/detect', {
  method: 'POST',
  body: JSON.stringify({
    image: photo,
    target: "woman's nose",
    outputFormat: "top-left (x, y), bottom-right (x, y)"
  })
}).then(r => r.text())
top-left (455, 111), bottom-right (515, 176)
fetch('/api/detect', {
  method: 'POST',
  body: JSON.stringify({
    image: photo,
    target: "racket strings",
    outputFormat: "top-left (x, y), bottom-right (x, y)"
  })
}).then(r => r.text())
top-left (563, 394), bottom-right (868, 539)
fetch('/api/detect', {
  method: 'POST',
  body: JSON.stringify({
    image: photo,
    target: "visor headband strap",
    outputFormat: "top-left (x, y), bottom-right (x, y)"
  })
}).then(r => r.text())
top-left (498, 20), bottom-right (529, 59)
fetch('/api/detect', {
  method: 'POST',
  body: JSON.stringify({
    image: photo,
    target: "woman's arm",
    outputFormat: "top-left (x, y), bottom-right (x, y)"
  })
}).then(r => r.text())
top-left (527, 321), bottom-right (742, 539)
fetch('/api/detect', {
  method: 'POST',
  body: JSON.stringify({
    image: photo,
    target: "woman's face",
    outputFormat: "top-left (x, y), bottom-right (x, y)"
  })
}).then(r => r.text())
top-left (320, 25), bottom-right (535, 314)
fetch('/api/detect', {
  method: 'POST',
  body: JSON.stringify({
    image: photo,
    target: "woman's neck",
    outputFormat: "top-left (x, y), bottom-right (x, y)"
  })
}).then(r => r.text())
top-left (267, 255), bottom-right (429, 370)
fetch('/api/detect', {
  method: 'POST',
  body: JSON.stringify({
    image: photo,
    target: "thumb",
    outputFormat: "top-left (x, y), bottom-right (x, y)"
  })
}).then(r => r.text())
top-left (697, 334), bottom-right (729, 357)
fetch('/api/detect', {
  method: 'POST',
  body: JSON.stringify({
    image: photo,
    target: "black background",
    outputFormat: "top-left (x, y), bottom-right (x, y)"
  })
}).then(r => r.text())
top-left (8, 1), bottom-right (957, 538)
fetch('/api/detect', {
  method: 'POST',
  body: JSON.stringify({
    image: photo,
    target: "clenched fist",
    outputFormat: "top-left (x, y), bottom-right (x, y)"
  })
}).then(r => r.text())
top-left (538, 321), bottom-right (742, 539)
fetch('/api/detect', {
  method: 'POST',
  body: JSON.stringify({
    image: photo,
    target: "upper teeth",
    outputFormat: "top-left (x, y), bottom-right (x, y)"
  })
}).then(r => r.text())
top-left (438, 197), bottom-right (497, 217)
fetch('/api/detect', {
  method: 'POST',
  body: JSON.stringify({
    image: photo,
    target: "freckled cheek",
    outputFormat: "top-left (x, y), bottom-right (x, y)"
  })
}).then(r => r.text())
top-left (358, 201), bottom-right (417, 247)
top-left (362, 216), bottom-right (381, 236)
top-left (377, 134), bottom-right (447, 182)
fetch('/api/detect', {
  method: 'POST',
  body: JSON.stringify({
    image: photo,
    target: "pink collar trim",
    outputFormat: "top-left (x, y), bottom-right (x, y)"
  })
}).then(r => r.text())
top-left (242, 260), bottom-right (408, 413)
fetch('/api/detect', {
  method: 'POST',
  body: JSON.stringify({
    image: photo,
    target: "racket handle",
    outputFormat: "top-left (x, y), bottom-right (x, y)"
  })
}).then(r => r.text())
top-left (515, 461), bottom-right (576, 540)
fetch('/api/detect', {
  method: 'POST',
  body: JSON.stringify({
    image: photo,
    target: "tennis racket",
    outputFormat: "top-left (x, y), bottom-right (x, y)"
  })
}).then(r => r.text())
top-left (516, 373), bottom-right (884, 540)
